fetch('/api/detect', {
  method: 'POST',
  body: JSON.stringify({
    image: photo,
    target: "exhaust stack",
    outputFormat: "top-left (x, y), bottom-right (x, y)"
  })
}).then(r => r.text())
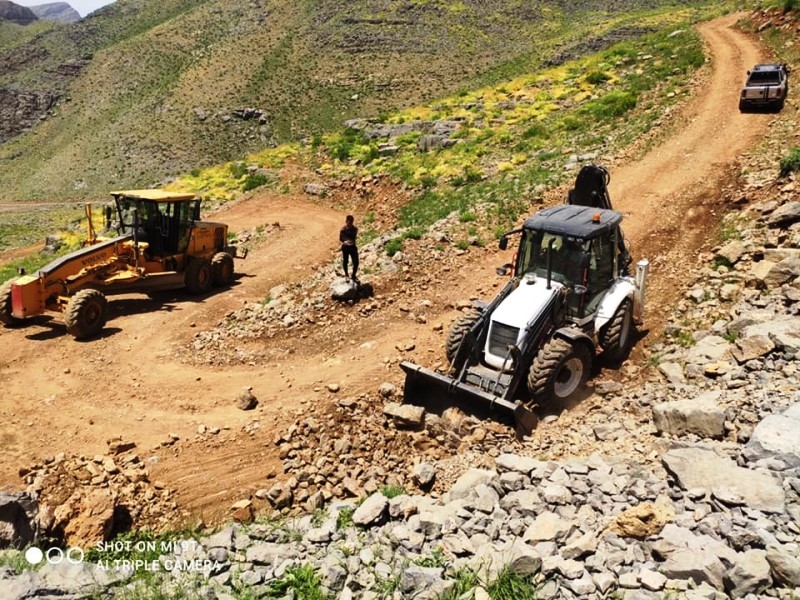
top-left (633, 259), bottom-right (649, 324)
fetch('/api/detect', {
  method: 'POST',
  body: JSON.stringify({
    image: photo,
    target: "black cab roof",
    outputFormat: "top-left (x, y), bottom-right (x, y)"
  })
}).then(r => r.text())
top-left (523, 205), bottom-right (622, 239)
top-left (751, 63), bottom-right (785, 72)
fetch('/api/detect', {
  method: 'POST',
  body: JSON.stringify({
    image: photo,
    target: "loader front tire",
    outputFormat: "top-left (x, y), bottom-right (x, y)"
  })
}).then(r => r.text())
top-left (445, 307), bottom-right (482, 364)
top-left (599, 299), bottom-right (633, 362)
top-left (65, 289), bottom-right (108, 340)
top-left (211, 252), bottom-right (234, 287)
top-left (0, 280), bottom-right (22, 327)
top-left (527, 338), bottom-right (590, 402)
top-left (185, 259), bottom-right (212, 294)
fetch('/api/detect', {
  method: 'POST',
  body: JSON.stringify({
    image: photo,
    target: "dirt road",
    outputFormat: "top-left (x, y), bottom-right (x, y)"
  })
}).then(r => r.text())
top-left (0, 13), bottom-right (774, 521)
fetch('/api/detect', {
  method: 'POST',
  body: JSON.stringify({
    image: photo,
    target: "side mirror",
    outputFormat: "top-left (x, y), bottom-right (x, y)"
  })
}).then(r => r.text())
top-left (579, 251), bottom-right (591, 269)
top-left (499, 236), bottom-right (508, 251)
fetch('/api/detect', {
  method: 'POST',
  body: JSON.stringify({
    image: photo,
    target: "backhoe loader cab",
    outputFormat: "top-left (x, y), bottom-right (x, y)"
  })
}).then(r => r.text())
top-left (1, 189), bottom-right (242, 340)
top-left (400, 165), bottom-right (649, 435)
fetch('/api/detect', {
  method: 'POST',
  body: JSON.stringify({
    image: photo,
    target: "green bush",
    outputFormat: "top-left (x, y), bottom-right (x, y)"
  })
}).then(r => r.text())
top-left (380, 485), bottom-right (407, 498)
top-left (335, 507), bottom-right (354, 530)
top-left (486, 566), bottom-right (538, 600)
top-left (265, 564), bottom-right (328, 600)
top-left (242, 173), bottom-right (270, 191)
top-left (385, 237), bottom-right (404, 256)
top-left (403, 227), bottom-right (425, 241)
top-left (581, 91), bottom-right (637, 119)
top-left (328, 128), bottom-right (362, 162)
top-left (585, 70), bottom-right (611, 85)
top-left (522, 123), bottom-right (547, 139)
top-left (229, 162), bottom-right (248, 179)
top-left (779, 148), bottom-right (800, 177)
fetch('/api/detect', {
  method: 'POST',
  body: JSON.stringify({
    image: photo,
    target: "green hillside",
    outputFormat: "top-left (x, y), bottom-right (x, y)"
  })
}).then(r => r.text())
top-left (0, 0), bottom-right (716, 200)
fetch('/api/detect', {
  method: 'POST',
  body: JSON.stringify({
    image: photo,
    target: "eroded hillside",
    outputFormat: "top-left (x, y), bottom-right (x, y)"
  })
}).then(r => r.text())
top-left (0, 0), bottom-right (715, 199)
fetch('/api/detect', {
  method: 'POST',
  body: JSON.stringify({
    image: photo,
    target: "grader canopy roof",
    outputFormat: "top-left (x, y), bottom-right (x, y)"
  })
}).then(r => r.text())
top-left (110, 190), bottom-right (199, 202)
top-left (523, 205), bottom-right (622, 239)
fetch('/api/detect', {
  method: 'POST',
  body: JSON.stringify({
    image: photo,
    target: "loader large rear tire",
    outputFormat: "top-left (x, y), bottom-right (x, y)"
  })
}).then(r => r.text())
top-left (0, 280), bottom-right (22, 327)
top-left (65, 289), bottom-right (108, 340)
top-left (211, 252), bottom-right (234, 287)
top-left (445, 308), bottom-right (482, 364)
top-left (185, 259), bottom-right (212, 294)
top-left (527, 338), bottom-right (590, 403)
top-left (599, 299), bottom-right (633, 362)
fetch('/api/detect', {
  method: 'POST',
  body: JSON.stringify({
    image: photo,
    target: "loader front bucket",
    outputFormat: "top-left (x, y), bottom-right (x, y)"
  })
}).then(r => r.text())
top-left (399, 361), bottom-right (539, 436)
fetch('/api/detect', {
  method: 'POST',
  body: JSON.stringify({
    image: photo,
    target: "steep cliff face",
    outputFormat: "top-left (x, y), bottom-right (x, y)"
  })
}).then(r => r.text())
top-left (29, 2), bottom-right (81, 24)
top-left (0, 1), bottom-right (38, 25)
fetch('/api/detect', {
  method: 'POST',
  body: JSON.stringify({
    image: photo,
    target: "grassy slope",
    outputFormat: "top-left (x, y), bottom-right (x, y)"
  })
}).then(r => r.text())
top-left (0, 0), bottom-right (715, 200)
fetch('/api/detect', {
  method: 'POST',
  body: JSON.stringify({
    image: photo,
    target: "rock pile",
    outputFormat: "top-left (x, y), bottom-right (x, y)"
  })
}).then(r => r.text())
top-left (2, 422), bottom-right (798, 599)
top-left (13, 439), bottom-right (181, 548)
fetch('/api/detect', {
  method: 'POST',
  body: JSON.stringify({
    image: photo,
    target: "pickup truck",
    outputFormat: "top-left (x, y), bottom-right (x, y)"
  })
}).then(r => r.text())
top-left (739, 63), bottom-right (790, 112)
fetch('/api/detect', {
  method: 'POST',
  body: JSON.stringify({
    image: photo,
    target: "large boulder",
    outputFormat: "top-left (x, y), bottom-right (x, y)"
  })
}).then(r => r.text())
top-left (662, 448), bottom-right (785, 513)
top-left (54, 489), bottom-right (116, 548)
top-left (0, 492), bottom-right (37, 549)
top-left (742, 403), bottom-right (800, 468)
top-left (651, 393), bottom-right (726, 439)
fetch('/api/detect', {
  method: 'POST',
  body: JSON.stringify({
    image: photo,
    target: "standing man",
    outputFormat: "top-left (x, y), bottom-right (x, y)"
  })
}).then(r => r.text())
top-left (340, 214), bottom-right (359, 282)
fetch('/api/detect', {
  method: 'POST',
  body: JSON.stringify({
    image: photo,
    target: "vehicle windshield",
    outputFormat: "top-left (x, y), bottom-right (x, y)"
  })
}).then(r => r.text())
top-left (747, 71), bottom-right (781, 85)
top-left (516, 229), bottom-right (588, 285)
top-left (115, 198), bottom-right (162, 233)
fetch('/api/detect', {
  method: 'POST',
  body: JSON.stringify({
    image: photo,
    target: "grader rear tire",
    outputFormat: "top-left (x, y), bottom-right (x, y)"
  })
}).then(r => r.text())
top-left (445, 308), bottom-right (482, 364)
top-left (65, 289), bottom-right (108, 340)
top-left (0, 280), bottom-right (22, 327)
top-left (185, 259), bottom-right (212, 294)
top-left (527, 338), bottom-right (590, 403)
top-left (211, 252), bottom-right (234, 287)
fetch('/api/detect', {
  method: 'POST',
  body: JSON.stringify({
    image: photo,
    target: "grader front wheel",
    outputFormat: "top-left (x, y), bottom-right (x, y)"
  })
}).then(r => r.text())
top-left (65, 289), bottom-right (108, 340)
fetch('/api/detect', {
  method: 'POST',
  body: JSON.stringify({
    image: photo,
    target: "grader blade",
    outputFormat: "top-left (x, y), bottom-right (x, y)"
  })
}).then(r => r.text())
top-left (399, 361), bottom-right (538, 436)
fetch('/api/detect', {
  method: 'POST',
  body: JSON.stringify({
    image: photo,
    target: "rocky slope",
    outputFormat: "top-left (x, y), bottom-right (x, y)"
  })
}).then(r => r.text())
top-left (0, 0), bottom-right (711, 198)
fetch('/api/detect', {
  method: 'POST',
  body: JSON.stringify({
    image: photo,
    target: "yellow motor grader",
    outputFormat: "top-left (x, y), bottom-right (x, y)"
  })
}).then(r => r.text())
top-left (0, 190), bottom-right (243, 339)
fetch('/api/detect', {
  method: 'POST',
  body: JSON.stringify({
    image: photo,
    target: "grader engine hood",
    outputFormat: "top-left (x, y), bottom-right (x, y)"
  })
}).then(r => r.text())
top-left (484, 275), bottom-right (563, 369)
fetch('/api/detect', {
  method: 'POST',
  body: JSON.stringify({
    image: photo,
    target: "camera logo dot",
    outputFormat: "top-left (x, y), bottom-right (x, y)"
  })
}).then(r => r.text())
top-left (24, 547), bottom-right (85, 565)
top-left (25, 547), bottom-right (43, 565)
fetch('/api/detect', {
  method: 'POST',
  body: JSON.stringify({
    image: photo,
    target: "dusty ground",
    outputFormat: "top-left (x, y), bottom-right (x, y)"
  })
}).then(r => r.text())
top-left (0, 14), bottom-right (778, 524)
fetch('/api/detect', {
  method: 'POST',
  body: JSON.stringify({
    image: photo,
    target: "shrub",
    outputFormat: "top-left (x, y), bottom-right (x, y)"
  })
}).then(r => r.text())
top-left (581, 91), bottom-right (637, 119)
top-left (265, 564), bottom-right (328, 600)
top-left (486, 566), bottom-right (538, 600)
top-left (385, 237), bottom-right (404, 256)
top-left (585, 70), bottom-right (611, 85)
top-left (380, 485), bottom-right (407, 498)
top-left (335, 507), bottom-right (354, 530)
top-left (242, 173), bottom-right (270, 191)
top-left (779, 148), bottom-right (800, 177)
top-left (229, 162), bottom-right (247, 179)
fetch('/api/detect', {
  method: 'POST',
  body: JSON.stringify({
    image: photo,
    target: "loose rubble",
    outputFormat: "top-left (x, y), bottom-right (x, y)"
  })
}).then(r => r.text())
top-left (4, 151), bottom-right (800, 598)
